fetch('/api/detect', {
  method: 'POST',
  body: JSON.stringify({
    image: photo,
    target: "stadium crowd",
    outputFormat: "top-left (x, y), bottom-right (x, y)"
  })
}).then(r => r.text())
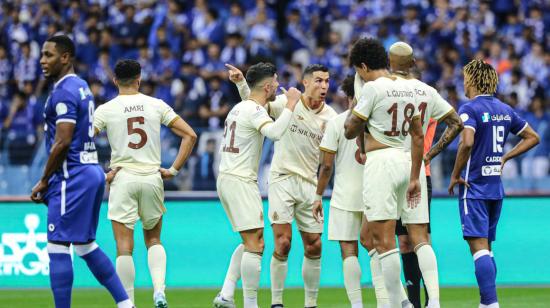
top-left (0, 0), bottom-right (549, 193)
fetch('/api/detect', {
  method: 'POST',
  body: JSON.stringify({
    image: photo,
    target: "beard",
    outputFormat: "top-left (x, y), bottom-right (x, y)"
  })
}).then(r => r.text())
top-left (267, 91), bottom-right (277, 102)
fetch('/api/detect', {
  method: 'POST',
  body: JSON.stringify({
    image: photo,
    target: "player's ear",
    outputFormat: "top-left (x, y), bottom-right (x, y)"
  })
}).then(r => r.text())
top-left (361, 63), bottom-right (369, 72)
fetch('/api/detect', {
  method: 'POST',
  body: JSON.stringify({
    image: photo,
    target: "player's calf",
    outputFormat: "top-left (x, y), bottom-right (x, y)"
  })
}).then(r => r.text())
top-left (340, 241), bottom-right (362, 308)
top-left (47, 242), bottom-right (74, 308)
top-left (301, 232), bottom-right (322, 308)
top-left (74, 241), bottom-right (133, 308)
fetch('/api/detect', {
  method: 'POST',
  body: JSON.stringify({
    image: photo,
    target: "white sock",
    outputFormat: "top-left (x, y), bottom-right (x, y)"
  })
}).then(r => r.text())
top-left (117, 299), bottom-right (134, 308)
top-left (379, 249), bottom-right (406, 308)
top-left (479, 303), bottom-right (500, 308)
top-left (116, 255), bottom-right (135, 303)
top-left (147, 244), bottom-right (167, 295)
top-left (415, 244), bottom-right (440, 301)
top-left (270, 255), bottom-right (288, 305)
top-left (343, 256), bottom-right (362, 307)
top-left (302, 256), bottom-right (321, 307)
top-left (241, 252), bottom-right (262, 307)
top-left (368, 249), bottom-right (389, 307)
top-left (221, 244), bottom-right (244, 299)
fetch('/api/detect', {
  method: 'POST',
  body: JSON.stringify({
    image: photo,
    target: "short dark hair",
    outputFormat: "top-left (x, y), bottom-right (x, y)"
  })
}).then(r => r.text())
top-left (303, 64), bottom-right (329, 78)
top-left (349, 38), bottom-right (388, 70)
top-left (114, 59), bottom-right (141, 86)
top-left (46, 35), bottom-right (75, 57)
top-left (340, 75), bottom-right (355, 98)
top-left (246, 62), bottom-right (277, 89)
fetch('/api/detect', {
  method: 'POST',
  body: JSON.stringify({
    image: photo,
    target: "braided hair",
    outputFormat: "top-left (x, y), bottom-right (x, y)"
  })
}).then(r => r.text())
top-left (463, 59), bottom-right (499, 95)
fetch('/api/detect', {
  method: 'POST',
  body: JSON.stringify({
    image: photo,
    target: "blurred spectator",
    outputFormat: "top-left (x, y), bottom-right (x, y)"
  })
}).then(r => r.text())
top-left (2, 91), bottom-right (40, 165)
top-left (0, 45), bottom-right (11, 99)
top-left (220, 33), bottom-right (247, 67)
top-left (199, 76), bottom-right (230, 130)
top-left (193, 138), bottom-right (217, 190)
top-left (13, 41), bottom-right (39, 90)
top-left (521, 97), bottom-right (550, 179)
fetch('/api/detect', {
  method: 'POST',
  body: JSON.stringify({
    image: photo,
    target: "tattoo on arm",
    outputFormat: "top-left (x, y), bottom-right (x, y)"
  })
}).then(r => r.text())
top-left (426, 112), bottom-right (463, 160)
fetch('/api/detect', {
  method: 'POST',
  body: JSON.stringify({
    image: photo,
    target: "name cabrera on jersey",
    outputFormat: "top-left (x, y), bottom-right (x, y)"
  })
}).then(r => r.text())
top-left (218, 100), bottom-right (275, 181)
top-left (44, 74), bottom-right (98, 170)
top-left (319, 111), bottom-right (364, 212)
top-left (268, 94), bottom-right (337, 184)
top-left (352, 77), bottom-right (420, 148)
top-left (458, 95), bottom-right (528, 200)
top-left (94, 93), bottom-right (179, 174)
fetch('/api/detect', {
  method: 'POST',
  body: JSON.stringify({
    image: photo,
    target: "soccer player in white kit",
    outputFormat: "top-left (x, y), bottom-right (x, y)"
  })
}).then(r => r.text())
top-left (213, 63), bottom-right (301, 308)
top-left (93, 60), bottom-right (197, 308)
top-left (311, 75), bottom-right (367, 307)
top-left (344, 38), bottom-right (424, 308)
top-left (227, 63), bottom-right (337, 308)
top-left (389, 42), bottom-right (464, 308)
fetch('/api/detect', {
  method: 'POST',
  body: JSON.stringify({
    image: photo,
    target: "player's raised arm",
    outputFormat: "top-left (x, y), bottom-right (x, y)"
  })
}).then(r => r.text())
top-left (257, 87), bottom-right (300, 140)
top-left (407, 115), bottom-right (424, 207)
top-left (424, 111), bottom-right (464, 163)
top-left (226, 63), bottom-right (250, 100)
top-left (160, 117), bottom-right (197, 180)
top-left (31, 122), bottom-right (75, 203)
top-left (502, 124), bottom-right (539, 169)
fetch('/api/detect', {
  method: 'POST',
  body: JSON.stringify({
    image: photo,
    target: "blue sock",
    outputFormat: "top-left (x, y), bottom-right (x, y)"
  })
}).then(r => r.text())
top-left (474, 250), bottom-right (497, 305)
top-left (80, 246), bottom-right (129, 303)
top-left (49, 252), bottom-right (74, 308)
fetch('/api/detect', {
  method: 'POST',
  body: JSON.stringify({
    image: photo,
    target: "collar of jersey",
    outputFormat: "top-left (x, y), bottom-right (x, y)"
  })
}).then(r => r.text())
top-left (54, 73), bottom-right (78, 89)
top-left (473, 94), bottom-right (493, 99)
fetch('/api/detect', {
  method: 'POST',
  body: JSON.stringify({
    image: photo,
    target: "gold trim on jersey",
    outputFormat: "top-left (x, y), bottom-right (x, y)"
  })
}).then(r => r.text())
top-left (167, 116), bottom-right (181, 127)
top-left (351, 109), bottom-right (368, 121)
top-left (319, 146), bottom-right (337, 154)
top-left (258, 120), bottom-right (273, 132)
top-left (436, 108), bottom-right (455, 123)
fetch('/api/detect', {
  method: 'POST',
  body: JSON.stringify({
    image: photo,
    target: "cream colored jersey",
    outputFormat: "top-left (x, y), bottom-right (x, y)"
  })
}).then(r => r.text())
top-left (268, 97), bottom-right (337, 185)
top-left (352, 77), bottom-right (419, 148)
top-left (319, 111), bottom-right (364, 212)
top-left (218, 100), bottom-right (275, 181)
top-left (396, 77), bottom-right (454, 150)
top-left (235, 81), bottom-right (337, 185)
top-left (94, 93), bottom-right (179, 174)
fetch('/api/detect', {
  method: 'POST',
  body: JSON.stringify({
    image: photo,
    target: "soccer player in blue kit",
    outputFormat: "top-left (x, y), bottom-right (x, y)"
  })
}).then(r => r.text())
top-left (30, 35), bottom-right (133, 308)
top-left (448, 60), bottom-right (540, 308)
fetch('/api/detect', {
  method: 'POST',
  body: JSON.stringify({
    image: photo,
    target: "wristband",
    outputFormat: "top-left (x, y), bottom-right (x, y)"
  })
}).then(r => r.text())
top-left (314, 194), bottom-right (323, 201)
top-left (168, 166), bottom-right (179, 176)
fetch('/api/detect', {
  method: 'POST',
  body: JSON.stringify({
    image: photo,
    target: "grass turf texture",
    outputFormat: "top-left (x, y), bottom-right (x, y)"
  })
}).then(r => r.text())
top-left (0, 288), bottom-right (548, 307)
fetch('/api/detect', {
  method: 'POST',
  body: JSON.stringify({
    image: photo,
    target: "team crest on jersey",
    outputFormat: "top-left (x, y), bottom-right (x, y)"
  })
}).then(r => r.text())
top-left (55, 103), bottom-right (68, 116)
top-left (272, 211), bottom-right (279, 221)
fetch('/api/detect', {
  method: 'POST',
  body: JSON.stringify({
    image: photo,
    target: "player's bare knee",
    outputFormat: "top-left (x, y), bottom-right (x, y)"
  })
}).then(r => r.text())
top-left (360, 233), bottom-right (373, 251)
top-left (407, 225), bottom-right (429, 247)
top-left (398, 235), bottom-right (412, 253)
top-left (305, 237), bottom-right (322, 258)
top-left (275, 235), bottom-right (291, 256)
top-left (145, 238), bottom-right (161, 249)
top-left (340, 242), bottom-right (358, 259)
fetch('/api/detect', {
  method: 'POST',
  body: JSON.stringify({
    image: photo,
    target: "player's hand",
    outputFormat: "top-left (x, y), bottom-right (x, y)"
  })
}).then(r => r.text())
top-left (105, 167), bottom-right (121, 185)
top-left (448, 176), bottom-right (469, 195)
top-left (225, 63), bottom-right (244, 83)
top-left (281, 87), bottom-right (301, 111)
top-left (406, 178), bottom-right (421, 208)
top-left (30, 179), bottom-right (48, 204)
top-left (423, 154), bottom-right (431, 165)
top-left (312, 200), bottom-right (324, 223)
top-left (159, 168), bottom-right (174, 180)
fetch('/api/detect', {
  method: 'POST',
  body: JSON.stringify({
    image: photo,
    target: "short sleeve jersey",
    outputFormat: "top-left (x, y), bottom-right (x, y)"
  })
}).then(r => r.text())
top-left (458, 95), bottom-right (528, 200)
top-left (218, 100), bottom-right (275, 181)
top-left (269, 99), bottom-right (337, 185)
top-left (352, 77), bottom-right (420, 148)
top-left (319, 111), bottom-right (364, 212)
top-left (94, 93), bottom-right (179, 174)
top-left (43, 74), bottom-right (98, 172)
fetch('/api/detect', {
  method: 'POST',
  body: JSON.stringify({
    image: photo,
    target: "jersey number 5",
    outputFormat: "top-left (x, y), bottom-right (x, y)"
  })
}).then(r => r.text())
top-left (127, 117), bottom-right (148, 149)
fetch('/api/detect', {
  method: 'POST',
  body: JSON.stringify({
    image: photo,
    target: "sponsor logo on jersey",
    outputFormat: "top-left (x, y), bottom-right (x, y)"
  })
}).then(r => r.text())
top-left (482, 165), bottom-right (501, 176)
top-left (482, 112), bottom-right (490, 123)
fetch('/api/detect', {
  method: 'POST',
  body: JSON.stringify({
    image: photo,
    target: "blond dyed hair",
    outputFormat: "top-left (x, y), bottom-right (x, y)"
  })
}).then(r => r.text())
top-left (463, 59), bottom-right (499, 95)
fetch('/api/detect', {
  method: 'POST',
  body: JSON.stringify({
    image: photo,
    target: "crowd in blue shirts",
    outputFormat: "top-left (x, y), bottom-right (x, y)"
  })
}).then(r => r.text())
top-left (0, 0), bottom-right (548, 192)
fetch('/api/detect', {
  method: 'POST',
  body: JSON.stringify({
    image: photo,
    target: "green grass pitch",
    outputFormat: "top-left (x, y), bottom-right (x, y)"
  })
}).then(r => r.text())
top-left (1, 287), bottom-right (549, 307)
